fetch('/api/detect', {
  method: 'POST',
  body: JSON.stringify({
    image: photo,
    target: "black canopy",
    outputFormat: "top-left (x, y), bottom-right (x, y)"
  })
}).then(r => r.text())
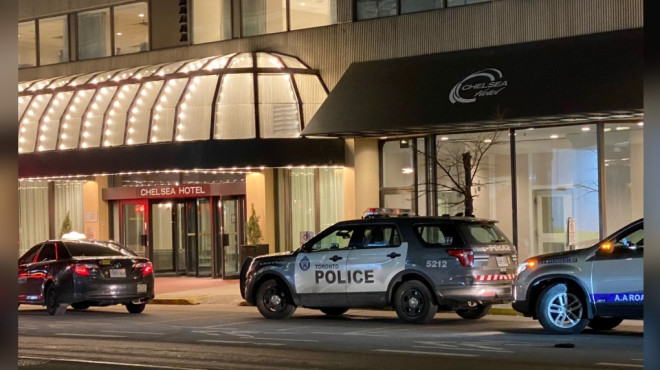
top-left (302, 29), bottom-right (642, 137)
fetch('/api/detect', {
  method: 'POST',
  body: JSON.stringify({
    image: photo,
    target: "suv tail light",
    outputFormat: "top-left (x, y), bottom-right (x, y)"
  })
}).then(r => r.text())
top-left (447, 249), bottom-right (474, 267)
top-left (73, 263), bottom-right (99, 276)
top-left (134, 262), bottom-right (153, 275)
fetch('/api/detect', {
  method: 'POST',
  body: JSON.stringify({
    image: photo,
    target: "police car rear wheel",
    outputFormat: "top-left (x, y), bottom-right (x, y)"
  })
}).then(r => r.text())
top-left (320, 307), bottom-right (349, 316)
top-left (537, 283), bottom-right (588, 334)
top-left (394, 280), bottom-right (437, 324)
top-left (256, 279), bottom-right (296, 319)
top-left (588, 317), bottom-right (623, 330)
top-left (456, 303), bottom-right (491, 320)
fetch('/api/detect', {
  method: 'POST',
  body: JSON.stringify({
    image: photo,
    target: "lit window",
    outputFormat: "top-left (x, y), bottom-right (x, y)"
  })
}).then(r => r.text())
top-left (38, 16), bottom-right (69, 65)
top-left (114, 2), bottom-right (149, 55)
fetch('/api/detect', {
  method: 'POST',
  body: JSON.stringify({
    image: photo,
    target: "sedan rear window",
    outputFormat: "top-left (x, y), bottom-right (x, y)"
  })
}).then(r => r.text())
top-left (63, 242), bottom-right (133, 257)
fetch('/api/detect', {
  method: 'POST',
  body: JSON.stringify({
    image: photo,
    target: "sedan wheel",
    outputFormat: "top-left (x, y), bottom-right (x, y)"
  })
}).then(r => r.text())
top-left (71, 302), bottom-right (90, 310)
top-left (537, 283), bottom-right (588, 334)
top-left (45, 284), bottom-right (64, 316)
top-left (255, 279), bottom-right (296, 319)
top-left (126, 302), bottom-right (146, 314)
top-left (394, 280), bottom-right (437, 324)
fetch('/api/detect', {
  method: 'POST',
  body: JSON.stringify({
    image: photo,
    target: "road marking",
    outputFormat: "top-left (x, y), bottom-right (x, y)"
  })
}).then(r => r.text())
top-left (413, 345), bottom-right (513, 354)
top-left (18, 356), bottom-right (201, 369)
top-left (102, 330), bottom-right (165, 335)
top-left (54, 333), bottom-right (126, 338)
top-left (374, 349), bottom-right (479, 357)
top-left (257, 337), bottom-right (318, 343)
top-left (198, 339), bottom-right (284, 346)
top-left (205, 321), bottom-right (253, 328)
top-left (596, 363), bottom-right (643, 368)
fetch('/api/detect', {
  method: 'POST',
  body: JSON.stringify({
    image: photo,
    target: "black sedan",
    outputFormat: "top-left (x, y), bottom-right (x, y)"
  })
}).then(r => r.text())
top-left (18, 239), bottom-right (155, 315)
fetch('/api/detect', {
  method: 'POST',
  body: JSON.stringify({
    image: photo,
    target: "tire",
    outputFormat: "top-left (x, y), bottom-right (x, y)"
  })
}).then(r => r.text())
top-left (45, 284), bottom-right (64, 316)
top-left (536, 283), bottom-right (588, 334)
top-left (126, 302), bottom-right (146, 314)
top-left (255, 279), bottom-right (296, 319)
top-left (320, 307), bottom-right (349, 316)
top-left (71, 302), bottom-right (90, 310)
top-left (588, 317), bottom-right (624, 331)
top-left (456, 303), bottom-right (492, 320)
top-left (394, 280), bottom-right (437, 324)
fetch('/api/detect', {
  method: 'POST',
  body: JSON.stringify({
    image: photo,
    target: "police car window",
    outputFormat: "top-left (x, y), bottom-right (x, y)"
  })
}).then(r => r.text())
top-left (465, 224), bottom-right (508, 244)
top-left (310, 228), bottom-right (354, 252)
top-left (415, 224), bottom-right (459, 247)
top-left (363, 225), bottom-right (401, 248)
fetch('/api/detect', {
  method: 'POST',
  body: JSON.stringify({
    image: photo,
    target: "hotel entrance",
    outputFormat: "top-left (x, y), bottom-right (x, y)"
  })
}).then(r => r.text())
top-left (106, 183), bottom-right (246, 278)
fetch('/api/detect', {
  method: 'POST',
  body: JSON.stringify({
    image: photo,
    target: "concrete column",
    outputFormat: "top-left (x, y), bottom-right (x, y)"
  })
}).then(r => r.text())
top-left (83, 176), bottom-right (109, 240)
top-left (353, 138), bottom-right (380, 218)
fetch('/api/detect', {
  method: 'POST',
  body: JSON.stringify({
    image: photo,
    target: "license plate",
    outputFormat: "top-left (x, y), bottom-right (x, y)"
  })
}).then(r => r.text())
top-left (109, 268), bottom-right (126, 278)
top-left (137, 283), bottom-right (147, 293)
top-left (496, 256), bottom-right (509, 267)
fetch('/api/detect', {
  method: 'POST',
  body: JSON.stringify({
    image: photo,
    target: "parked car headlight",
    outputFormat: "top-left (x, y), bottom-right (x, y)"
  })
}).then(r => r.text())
top-left (517, 259), bottom-right (537, 274)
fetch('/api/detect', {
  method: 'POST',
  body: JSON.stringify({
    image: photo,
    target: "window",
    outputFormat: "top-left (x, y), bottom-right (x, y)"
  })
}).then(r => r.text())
top-left (604, 122), bottom-right (644, 235)
top-left (192, 0), bottom-right (232, 44)
top-left (356, 0), bottom-right (396, 20)
top-left (415, 224), bottom-right (461, 247)
top-left (357, 0), bottom-right (492, 20)
top-left (462, 223), bottom-right (509, 244)
top-left (515, 125), bottom-right (599, 256)
top-left (77, 8), bottom-right (111, 60)
top-left (290, 0), bottom-right (337, 30)
top-left (36, 243), bottom-right (57, 262)
top-left (277, 167), bottom-right (344, 252)
top-left (19, 244), bottom-right (42, 265)
top-left (309, 227), bottom-right (354, 251)
top-left (362, 225), bottom-right (401, 248)
top-left (401, 0), bottom-right (444, 14)
top-left (243, 0), bottom-right (336, 36)
top-left (38, 16), bottom-right (69, 65)
top-left (381, 140), bottom-right (416, 211)
top-left (114, 2), bottom-right (150, 55)
top-left (18, 21), bottom-right (36, 68)
top-left (242, 0), bottom-right (286, 37)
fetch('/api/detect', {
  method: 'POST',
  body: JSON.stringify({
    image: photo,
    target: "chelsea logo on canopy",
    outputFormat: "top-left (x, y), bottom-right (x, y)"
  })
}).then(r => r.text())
top-left (299, 256), bottom-right (310, 271)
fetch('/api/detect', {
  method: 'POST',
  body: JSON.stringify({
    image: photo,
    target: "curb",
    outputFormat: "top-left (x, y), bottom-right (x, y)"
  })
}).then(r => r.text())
top-left (150, 297), bottom-right (523, 316)
top-left (148, 298), bottom-right (201, 305)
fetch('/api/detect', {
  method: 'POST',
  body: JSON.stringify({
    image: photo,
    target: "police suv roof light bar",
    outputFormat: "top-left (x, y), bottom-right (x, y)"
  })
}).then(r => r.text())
top-left (363, 208), bottom-right (411, 219)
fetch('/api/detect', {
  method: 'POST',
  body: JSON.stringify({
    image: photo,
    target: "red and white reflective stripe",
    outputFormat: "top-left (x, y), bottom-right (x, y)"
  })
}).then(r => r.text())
top-left (475, 274), bottom-right (516, 281)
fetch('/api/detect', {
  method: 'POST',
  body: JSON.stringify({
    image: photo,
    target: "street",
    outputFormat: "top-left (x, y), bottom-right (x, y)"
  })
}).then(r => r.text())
top-left (18, 304), bottom-right (643, 369)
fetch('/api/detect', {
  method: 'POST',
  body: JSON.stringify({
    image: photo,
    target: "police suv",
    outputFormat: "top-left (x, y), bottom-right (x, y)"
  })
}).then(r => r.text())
top-left (512, 218), bottom-right (643, 334)
top-left (240, 208), bottom-right (517, 324)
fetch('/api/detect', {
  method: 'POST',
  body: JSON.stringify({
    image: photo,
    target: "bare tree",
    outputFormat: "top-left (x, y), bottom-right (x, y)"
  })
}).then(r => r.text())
top-left (416, 130), bottom-right (505, 217)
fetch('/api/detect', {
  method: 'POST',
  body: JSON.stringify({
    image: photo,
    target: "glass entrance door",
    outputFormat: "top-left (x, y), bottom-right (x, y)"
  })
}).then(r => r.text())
top-left (171, 199), bottom-right (213, 276)
top-left (151, 202), bottom-right (174, 271)
top-left (221, 198), bottom-right (243, 278)
top-left (120, 200), bottom-right (149, 257)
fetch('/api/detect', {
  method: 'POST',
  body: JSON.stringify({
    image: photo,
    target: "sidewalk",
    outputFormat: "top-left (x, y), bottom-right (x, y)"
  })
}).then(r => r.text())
top-left (149, 276), bottom-right (520, 315)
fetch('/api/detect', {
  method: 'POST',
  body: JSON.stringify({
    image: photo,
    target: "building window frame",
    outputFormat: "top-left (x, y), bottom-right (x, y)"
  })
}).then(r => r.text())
top-left (240, 0), bottom-right (338, 38)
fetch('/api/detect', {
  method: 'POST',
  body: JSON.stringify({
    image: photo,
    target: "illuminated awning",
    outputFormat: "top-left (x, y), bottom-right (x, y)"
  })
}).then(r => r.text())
top-left (18, 52), bottom-right (329, 153)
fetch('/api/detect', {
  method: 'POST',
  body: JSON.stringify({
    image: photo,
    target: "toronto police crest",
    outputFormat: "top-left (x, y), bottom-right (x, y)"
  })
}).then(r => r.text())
top-left (299, 256), bottom-right (310, 271)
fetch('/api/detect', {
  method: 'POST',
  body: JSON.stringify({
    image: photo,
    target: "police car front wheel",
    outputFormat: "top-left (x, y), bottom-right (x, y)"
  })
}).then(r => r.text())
top-left (255, 279), bottom-right (297, 319)
top-left (394, 280), bottom-right (438, 324)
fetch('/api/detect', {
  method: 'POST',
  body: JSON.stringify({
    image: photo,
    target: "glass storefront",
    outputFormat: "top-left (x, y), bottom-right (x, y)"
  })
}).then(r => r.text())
top-left (277, 167), bottom-right (344, 252)
top-left (380, 121), bottom-right (643, 261)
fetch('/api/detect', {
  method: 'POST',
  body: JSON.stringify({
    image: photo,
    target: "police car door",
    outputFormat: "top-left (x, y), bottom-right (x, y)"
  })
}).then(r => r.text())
top-left (591, 222), bottom-right (644, 318)
top-left (295, 226), bottom-right (354, 307)
top-left (346, 224), bottom-right (407, 306)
